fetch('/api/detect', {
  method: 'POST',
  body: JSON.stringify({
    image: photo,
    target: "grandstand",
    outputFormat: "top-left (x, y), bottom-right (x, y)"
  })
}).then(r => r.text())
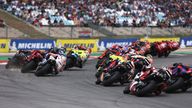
top-left (0, 0), bottom-right (191, 38)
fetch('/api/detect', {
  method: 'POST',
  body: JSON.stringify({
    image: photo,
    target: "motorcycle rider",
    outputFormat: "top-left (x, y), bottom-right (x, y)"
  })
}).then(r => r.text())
top-left (130, 54), bottom-right (153, 77)
top-left (66, 45), bottom-right (89, 68)
top-left (95, 53), bottom-right (132, 84)
top-left (41, 47), bottom-right (66, 74)
top-left (73, 45), bottom-right (87, 50)
top-left (170, 63), bottom-right (192, 75)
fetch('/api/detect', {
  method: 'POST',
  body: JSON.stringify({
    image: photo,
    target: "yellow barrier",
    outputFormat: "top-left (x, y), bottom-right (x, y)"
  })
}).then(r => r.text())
top-left (0, 39), bottom-right (10, 53)
top-left (140, 37), bottom-right (180, 42)
top-left (56, 39), bottom-right (98, 52)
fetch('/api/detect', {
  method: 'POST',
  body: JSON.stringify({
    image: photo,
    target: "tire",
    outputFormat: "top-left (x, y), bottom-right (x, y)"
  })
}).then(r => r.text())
top-left (65, 58), bottom-right (74, 69)
top-left (165, 77), bottom-right (184, 93)
top-left (135, 80), bottom-right (157, 97)
top-left (35, 63), bottom-right (51, 76)
top-left (102, 71), bottom-right (121, 86)
top-left (158, 53), bottom-right (163, 58)
top-left (181, 82), bottom-right (192, 92)
top-left (164, 51), bottom-right (171, 57)
top-left (5, 63), bottom-right (9, 69)
top-left (21, 60), bottom-right (37, 73)
top-left (123, 84), bottom-right (131, 94)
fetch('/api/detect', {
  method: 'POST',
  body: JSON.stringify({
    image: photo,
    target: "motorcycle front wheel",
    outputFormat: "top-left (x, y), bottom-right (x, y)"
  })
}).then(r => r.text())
top-left (35, 63), bottom-right (51, 76)
top-left (135, 80), bottom-right (156, 97)
top-left (165, 77), bottom-right (184, 93)
top-left (21, 60), bottom-right (37, 73)
top-left (102, 71), bottom-right (121, 86)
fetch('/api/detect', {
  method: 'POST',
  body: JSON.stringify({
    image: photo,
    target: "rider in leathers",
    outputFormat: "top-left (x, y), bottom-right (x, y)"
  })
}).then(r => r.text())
top-left (41, 47), bottom-right (66, 74)
top-left (130, 54), bottom-right (153, 77)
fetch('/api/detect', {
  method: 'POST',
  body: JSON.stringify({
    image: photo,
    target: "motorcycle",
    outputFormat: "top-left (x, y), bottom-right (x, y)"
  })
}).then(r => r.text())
top-left (5, 50), bottom-right (31, 69)
top-left (21, 50), bottom-right (44, 73)
top-left (165, 64), bottom-right (192, 93)
top-left (65, 49), bottom-right (88, 69)
top-left (123, 67), bottom-right (172, 97)
top-left (167, 41), bottom-right (180, 52)
top-left (154, 41), bottom-right (170, 57)
top-left (96, 49), bottom-right (114, 69)
top-left (35, 54), bottom-right (66, 76)
top-left (96, 55), bottom-right (134, 86)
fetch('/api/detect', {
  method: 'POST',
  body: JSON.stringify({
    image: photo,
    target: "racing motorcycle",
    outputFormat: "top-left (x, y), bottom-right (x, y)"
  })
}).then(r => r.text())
top-left (35, 54), bottom-right (66, 76)
top-left (5, 50), bottom-right (31, 69)
top-left (167, 41), bottom-right (180, 52)
top-left (96, 55), bottom-right (134, 86)
top-left (123, 67), bottom-right (172, 97)
top-left (65, 49), bottom-right (89, 69)
top-left (96, 49), bottom-right (113, 69)
top-left (21, 50), bottom-right (44, 73)
top-left (165, 64), bottom-right (192, 93)
top-left (154, 41), bottom-right (170, 57)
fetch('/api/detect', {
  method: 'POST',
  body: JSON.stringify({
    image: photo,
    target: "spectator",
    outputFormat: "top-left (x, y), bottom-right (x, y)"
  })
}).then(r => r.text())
top-left (0, 0), bottom-right (191, 27)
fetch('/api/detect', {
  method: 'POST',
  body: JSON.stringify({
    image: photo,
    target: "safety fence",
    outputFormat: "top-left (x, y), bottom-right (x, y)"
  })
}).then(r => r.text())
top-left (0, 37), bottom-right (191, 53)
top-left (1, 26), bottom-right (192, 38)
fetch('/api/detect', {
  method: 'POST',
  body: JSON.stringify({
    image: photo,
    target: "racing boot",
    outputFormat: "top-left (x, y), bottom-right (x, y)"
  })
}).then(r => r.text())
top-left (95, 67), bottom-right (104, 78)
top-left (95, 67), bottom-right (104, 84)
top-left (123, 83), bottom-right (131, 94)
top-left (76, 57), bottom-right (83, 68)
top-left (52, 66), bottom-right (58, 75)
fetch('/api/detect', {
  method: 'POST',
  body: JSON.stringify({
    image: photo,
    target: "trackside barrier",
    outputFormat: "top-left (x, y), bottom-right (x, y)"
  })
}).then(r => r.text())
top-left (140, 37), bottom-right (180, 42)
top-left (9, 39), bottom-right (56, 52)
top-left (56, 39), bottom-right (99, 52)
top-left (98, 38), bottom-right (138, 51)
top-left (0, 39), bottom-right (10, 53)
top-left (180, 37), bottom-right (192, 48)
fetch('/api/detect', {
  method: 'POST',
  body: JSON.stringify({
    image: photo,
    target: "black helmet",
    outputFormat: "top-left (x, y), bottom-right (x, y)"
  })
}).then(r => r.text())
top-left (50, 47), bottom-right (59, 53)
top-left (58, 47), bottom-right (66, 55)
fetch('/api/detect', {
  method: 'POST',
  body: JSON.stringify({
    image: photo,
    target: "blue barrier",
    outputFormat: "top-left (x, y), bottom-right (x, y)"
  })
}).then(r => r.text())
top-left (10, 39), bottom-right (56, 51)
top-left (98, 38), bottom-right (138, 51)
top-left (180, 37), bottom-right (192, 48)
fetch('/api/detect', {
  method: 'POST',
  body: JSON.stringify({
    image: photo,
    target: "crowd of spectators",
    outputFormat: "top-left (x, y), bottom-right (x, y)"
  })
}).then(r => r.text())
top-left (0, 0), bottom-right (191, 27)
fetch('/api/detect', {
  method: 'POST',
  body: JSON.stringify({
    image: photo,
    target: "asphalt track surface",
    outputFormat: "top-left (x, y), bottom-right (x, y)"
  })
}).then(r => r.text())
top-left (0, 54), bottom-right (192, 108)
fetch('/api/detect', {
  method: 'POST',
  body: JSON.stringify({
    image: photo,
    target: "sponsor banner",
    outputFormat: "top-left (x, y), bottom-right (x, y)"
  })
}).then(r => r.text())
top-left (10, 39), bottom-right (56, 51)
top-left (56, 39), bottom-right (98, 52)
top-left (0, 39), bottom-right (10, 53)
top-left (98, 38), bottom-right (138, 51)
top-left (180, 37), bottom-right (192, 48)
top-left (140, 37), bottom-right (179, 42)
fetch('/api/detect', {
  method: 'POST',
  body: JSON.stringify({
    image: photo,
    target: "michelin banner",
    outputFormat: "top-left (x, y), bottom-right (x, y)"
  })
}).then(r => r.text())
top-left (98, 38), bottom-right (138, 51)
top-left (140, 37), bottom-right (179, 42)
top-left (56, 39), bottom-right (98, 52)
top-left (10, 39), bottom-right (56, 51)
top-left (180, 37), bottom-right (192, 48)
top-left (0, 39), bottom-right (10, 53)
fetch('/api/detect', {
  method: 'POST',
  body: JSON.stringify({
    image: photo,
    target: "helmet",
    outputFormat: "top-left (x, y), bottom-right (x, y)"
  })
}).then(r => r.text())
top-left (49, 47), bottom-right (59, 54)
top-left (58, 47), bottom-right (66, 55)
top-left (160, 67), bottom-right (172, 80)
top-left (73, 45), bottom-right (79, 49)
top-left (79, 45), bottom-right (87, 50)
top-left (145, 64), bottom-right (152, 69)
top-left (145, 54), bottom-right (153, 64)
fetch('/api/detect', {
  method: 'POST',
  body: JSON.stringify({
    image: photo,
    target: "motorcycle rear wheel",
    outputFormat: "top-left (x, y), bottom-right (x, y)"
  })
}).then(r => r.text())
top-left (21, 60), bottom-right (37, 73)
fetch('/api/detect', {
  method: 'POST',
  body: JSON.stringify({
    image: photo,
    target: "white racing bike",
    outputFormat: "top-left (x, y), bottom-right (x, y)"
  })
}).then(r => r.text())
top-left (35, 54), bottom-right (66, 76)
